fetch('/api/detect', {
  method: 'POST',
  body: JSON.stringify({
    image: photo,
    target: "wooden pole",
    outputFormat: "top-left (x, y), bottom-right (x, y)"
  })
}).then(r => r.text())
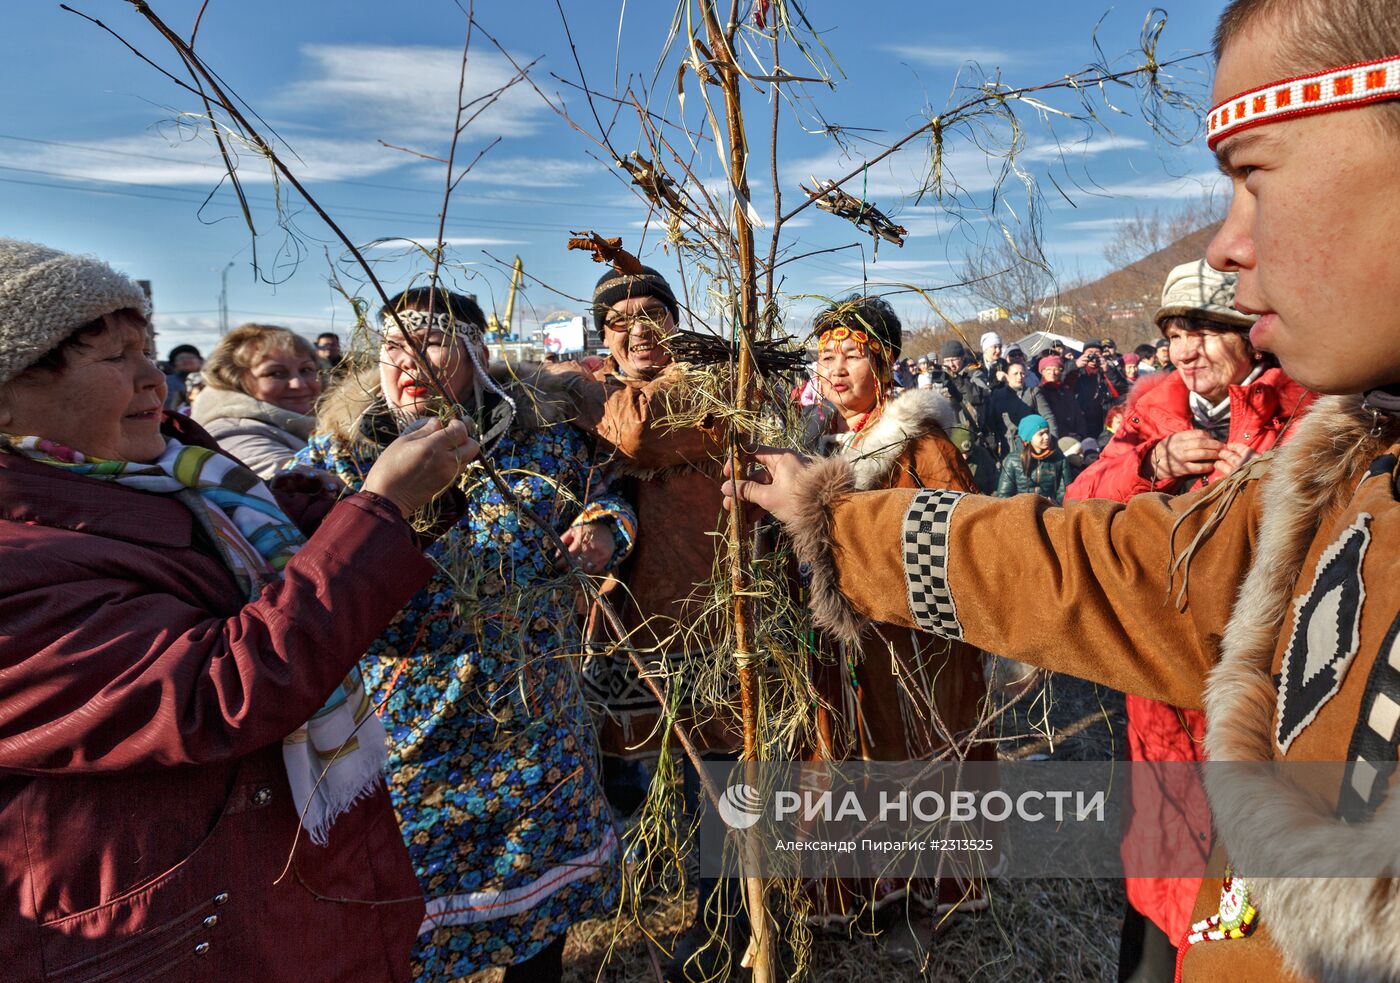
top-left (695, 2), bottom-right (772, 979)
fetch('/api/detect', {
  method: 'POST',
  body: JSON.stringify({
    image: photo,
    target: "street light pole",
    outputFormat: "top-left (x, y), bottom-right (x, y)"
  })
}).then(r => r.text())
top-left (218, 261), bottom-right (234, 334)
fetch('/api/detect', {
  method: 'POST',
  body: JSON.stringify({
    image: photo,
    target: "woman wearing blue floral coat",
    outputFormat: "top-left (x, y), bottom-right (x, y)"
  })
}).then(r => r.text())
top-left (291, 287), bottom-right (635, 981)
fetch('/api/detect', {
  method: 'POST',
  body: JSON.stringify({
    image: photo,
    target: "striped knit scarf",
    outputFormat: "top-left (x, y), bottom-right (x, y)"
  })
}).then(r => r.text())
top-left (0, 434), bottom-right (387, 845)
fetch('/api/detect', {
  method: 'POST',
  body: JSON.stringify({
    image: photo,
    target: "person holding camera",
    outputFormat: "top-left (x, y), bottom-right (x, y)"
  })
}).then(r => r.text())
top-left (1071, 341), bottom-right (1126, 438)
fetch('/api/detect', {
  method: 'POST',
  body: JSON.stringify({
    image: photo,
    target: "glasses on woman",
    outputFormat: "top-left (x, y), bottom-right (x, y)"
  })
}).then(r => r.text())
top-left (603, 304), bottom-right (672, 332)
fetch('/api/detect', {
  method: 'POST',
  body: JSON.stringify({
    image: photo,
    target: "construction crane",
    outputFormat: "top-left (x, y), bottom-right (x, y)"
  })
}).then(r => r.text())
top-left (487, 256), bottom-right (523, 338)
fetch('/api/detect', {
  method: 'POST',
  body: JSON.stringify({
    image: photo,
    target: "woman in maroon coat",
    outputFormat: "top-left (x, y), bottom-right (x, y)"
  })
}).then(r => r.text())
top-left (0, 239), bottom-right (474, 982)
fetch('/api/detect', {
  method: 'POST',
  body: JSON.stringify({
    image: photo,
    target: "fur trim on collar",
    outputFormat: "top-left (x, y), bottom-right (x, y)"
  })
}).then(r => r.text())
top-left (786, 454), bottom-right (866, 647)
top-left (1203, 393), bottom-right (1400, 982)
top-left (191, 385), bottom-right (317, 439)
top-left (841, 389), bottom-right (959, 491)
top-left (314, 360), bottom-right (580, 447)
top-left (783, 388), bottom-right (957, 647)
top-left (492, 360), bottom-right (587, 429)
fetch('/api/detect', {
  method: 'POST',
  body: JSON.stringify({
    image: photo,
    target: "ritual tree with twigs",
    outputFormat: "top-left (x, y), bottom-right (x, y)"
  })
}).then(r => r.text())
top-left (70, 1), bottom-right (1205, 978)
top-left (504, 3), bottom-right (1202, 977)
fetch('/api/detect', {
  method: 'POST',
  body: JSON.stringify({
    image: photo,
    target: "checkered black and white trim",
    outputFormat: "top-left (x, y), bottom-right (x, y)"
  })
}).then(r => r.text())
top-left (903, 489), bottom-right (967, 639)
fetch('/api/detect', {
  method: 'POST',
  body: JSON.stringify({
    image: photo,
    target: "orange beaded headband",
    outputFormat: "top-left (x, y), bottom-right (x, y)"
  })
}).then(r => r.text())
top-left (818, 325), bottom-right (887, 356)
top-left (1207, 55), bottom-right (1400, 150)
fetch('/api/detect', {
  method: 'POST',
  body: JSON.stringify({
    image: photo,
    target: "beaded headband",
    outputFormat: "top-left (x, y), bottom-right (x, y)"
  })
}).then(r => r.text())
top-left (818, 325), bottom-right (887, 357)
top-left (1207, 54), bottom-right (1400, 150)
top-left (381, 308), bottom-right (482, 340)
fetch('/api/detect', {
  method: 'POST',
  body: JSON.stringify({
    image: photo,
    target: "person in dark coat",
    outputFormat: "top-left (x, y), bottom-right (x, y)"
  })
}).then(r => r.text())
top-left (163, 342), bottom-right (203, 411)
top-left (985, 360), bottom-right (1058, 457)
top-left (0, 238), bottom-right (474, 982)
top-left (1036, 355), bottom-right (1087, 439)
top-left (1070, 341), bottom-right (1126, 437)
top-left (937, 339), bottom-right (994, 453)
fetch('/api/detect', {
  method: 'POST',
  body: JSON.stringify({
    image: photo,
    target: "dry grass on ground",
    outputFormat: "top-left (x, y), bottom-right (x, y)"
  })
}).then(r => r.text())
top-left (465, 672), bottom-right (1129, 982)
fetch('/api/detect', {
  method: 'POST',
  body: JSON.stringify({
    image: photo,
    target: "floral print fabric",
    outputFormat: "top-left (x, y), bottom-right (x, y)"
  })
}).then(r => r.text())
top-left (292, 419), bottom-right (634, 977)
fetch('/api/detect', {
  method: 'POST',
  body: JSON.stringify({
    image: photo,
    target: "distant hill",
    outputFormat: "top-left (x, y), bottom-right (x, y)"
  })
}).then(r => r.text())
top-left (904, 220), bottom-right (1223, 359)
top-left (1052, 220), bottom-right (1223, 347)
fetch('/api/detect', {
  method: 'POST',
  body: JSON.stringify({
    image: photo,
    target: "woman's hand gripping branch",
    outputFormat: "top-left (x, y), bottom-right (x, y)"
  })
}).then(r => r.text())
top-left (363, 417), bottom-right (479, 519)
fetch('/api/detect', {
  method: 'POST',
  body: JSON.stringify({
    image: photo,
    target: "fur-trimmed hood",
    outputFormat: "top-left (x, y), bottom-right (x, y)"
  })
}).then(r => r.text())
top-left (1201, 393), bottom-right (1400, 983)
top-left (314, 360), bottom-right (584, 449)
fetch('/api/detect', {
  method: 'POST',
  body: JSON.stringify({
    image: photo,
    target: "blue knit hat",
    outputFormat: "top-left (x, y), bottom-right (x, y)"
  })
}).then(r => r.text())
top-left (1017, 413), bottom-right (1050, 445)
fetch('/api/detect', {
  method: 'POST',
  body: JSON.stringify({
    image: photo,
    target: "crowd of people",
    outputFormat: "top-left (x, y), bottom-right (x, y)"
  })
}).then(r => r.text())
top-left (0, 248), bottom-right (1338, 983)
top-left (888, 333), bottom-right (1136, 475)
top-left (1, 1), bottom-right (1397, 982)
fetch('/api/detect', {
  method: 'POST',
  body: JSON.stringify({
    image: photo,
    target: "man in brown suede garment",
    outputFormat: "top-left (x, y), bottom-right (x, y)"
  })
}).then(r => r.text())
top-left (725, 1), bottom-right (1400, 980)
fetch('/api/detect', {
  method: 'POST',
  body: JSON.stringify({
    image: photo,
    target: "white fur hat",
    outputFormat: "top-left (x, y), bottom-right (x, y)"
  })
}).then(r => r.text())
top-left (0, 238), bottom-right (149, 385)
top-left (980, 331), bottom-right (1003, 351)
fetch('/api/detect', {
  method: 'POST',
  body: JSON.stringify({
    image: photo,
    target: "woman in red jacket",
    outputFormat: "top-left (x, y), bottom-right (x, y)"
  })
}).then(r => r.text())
top-left (1066, 259), bottom-right (1315, 983)
top-left (0, 239), bottom-right (472, 982)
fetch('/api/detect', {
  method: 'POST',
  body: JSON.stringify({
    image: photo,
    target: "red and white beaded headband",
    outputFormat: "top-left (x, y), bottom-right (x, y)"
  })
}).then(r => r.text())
top-left (1207, 54), bottom-right (1400, 150)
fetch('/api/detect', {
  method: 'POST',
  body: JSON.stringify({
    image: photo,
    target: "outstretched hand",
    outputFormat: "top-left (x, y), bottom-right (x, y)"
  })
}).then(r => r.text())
top-left (720, 446), bottom-right (812, 526)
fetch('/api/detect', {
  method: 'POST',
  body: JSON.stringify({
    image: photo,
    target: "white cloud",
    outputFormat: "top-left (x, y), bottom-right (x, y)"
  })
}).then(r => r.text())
top-left (153, 311), bottom-right (347, 354)
top-left (783, 151), bottom-right (918, 200)
top-left (783, 141), bottom-right (1005, 206)
top-left (884, 44), bottom-right (1016, 68)
top-left (0, 131), bottom-right (404, 187)
top-left (280, 44), bottom-right (547, 143)
top-left (1021, 135), bottom-right (1149, 162)
top-left (806, 274), bottom-right (874, 289)
top-left (890, 205), bottom-right (954, 237)
top-left (0, 137), bottom-right (590, 199)
top-left (0, 42), bottom-right (560, 192)
top-left (1090, 171), bottom-right (1226, 201)
top-left (454, 157), bottom-right (596, 188)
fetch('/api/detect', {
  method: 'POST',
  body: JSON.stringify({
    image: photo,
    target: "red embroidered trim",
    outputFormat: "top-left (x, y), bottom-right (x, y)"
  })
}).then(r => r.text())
top-left (1207, 54), bottom-right (1400, 150)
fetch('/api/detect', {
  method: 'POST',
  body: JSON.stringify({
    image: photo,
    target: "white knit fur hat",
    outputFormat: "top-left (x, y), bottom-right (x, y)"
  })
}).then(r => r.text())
top-left (1154, 259), bottom-right (1257, 330)
top-left (0, 238), bottom-right (149, 385)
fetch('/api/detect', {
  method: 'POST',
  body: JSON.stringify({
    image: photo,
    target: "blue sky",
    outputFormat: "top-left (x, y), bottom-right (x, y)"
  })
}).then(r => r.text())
top-left (1, 0), bottom-right (1228, 356)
